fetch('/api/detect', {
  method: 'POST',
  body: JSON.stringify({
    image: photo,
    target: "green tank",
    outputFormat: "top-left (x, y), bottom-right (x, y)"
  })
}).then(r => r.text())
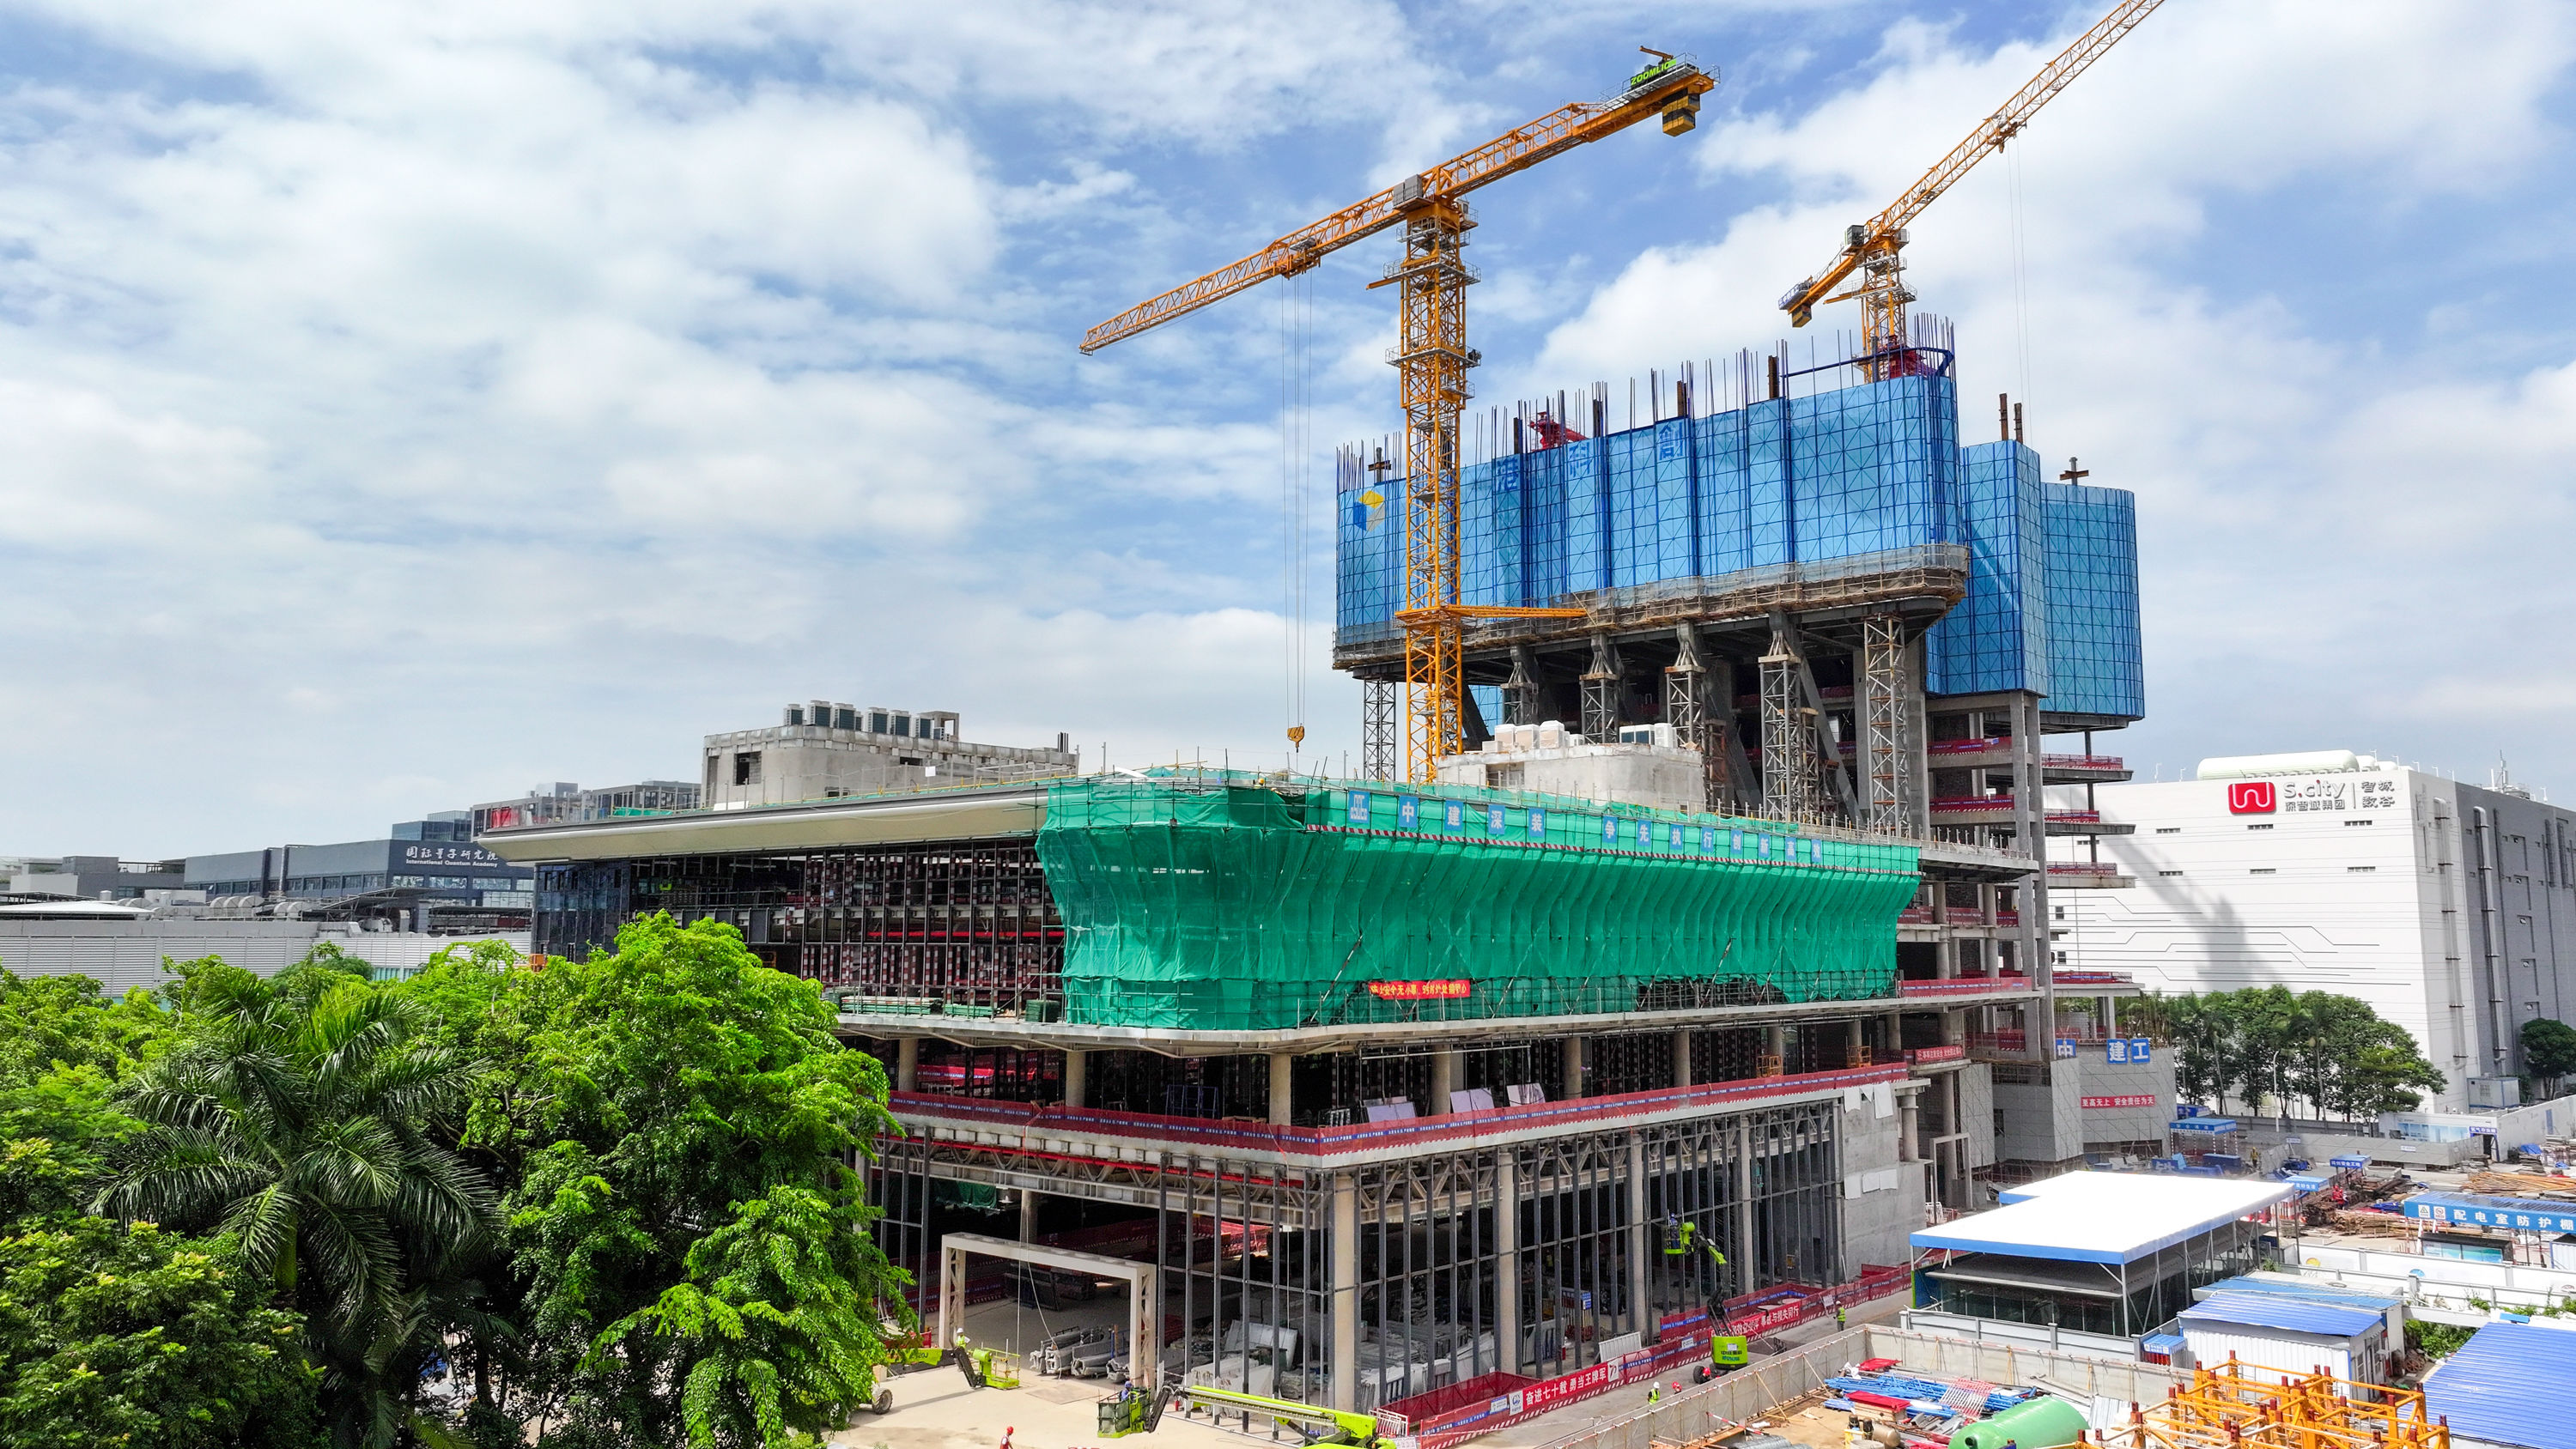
top-left (1950, 1395), bottom-right (2087, 1449)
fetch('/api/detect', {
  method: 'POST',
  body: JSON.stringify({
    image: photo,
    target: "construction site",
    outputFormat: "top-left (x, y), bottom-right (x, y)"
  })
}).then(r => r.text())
top-left (487, 3), bottom-right (2193, 1440)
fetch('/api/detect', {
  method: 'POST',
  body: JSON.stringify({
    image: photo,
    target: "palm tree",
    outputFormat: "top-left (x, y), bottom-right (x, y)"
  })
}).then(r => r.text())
top-left (97, 959), bottom-right (496, 1445)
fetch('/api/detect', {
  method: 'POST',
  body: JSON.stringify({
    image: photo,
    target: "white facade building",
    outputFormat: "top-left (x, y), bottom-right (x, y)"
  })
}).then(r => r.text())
top-left (2050, 751), bottom-right (2576, 1110)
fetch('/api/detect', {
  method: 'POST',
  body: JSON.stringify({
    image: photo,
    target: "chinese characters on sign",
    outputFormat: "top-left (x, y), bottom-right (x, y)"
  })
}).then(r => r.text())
top-left (1365, 979), bottom-right (1472, 1001)
top-left (2080, 1094), bottom-right (2158, 1109)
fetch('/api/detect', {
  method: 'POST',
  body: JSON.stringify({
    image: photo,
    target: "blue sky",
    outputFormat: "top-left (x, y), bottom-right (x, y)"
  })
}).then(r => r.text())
top-left (3, 1), bottom-right (2573, 855)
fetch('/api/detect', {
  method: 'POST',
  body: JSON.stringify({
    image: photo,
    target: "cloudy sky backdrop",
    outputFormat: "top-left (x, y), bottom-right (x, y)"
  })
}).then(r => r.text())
top-left (5, 0), bottom-right (2573, 856)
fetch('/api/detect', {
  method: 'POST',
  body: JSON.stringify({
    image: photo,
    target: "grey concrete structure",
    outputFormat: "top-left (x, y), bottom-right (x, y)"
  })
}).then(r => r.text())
top-left (4, 855), bottom-right (184, 901)
top-left (0, 914), bottom-right (527, 994)
top-left (701, 701), bottom-right (1077, 809)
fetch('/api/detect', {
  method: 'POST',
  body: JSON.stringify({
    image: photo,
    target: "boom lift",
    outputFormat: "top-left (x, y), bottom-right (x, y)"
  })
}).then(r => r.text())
top-left (1083, 53), bottom-right (1718, 783)
top-left (1099, 1379), bottom-right (1391, 1446)
top-left (1775, 0), bottom-right (2163, 378)
top-left (1662, 1219), bottom-right (1750, 1373)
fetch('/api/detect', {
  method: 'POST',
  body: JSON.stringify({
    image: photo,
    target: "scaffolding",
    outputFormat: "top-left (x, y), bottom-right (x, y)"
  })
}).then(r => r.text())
top-left (2107, 1360), bottom-right (2450, 1449)
top-left (1037, 773), bottom-right (1918, 1030)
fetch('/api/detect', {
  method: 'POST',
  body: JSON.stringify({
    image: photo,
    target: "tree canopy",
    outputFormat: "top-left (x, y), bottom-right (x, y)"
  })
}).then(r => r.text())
top-left (0, 913), bottom-right (904, 1449)
top-left (2522, 1017), bottom-right (2576, 1096)
top-left (2150, 986), bottom-right (2445, 1119)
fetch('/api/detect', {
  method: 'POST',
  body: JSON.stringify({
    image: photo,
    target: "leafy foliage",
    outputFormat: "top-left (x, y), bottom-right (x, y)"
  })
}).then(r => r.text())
top-left (422, 914), bottom-right (902, 1447)
top-left (2157, 986), bottom-right (2445, 1119)
top-left (0, 1215), bottom-right (321, 1448)
top-left (95, 956), bottom-right (498, 1447)
top-left (2522, 1017), bottom-right (2576, 1095)
top-left (1, 920), bottom-right (901, 1449)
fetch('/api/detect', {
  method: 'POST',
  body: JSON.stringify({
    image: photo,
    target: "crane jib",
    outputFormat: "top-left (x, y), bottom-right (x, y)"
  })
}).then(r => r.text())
top-left (1078, 64), bottom-right (1715, 354)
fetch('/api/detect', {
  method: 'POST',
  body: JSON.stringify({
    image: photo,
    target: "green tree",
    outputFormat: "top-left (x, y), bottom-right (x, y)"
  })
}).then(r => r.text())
top-left (0, 1217), bottom-right (321, 1448)
top-left (428, 915), bottom-right (902, 1447)
top-left (2153, 986), bottom-right (2442, 1121)
top-left (2523, 1018), bottom-right (2576, 1097)
top-left (94, 957), bottom-right (496, 1447)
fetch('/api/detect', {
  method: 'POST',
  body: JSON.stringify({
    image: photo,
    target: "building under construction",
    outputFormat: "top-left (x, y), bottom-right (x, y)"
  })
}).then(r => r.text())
top-left (1339, 337), bottom-right (2159, 1178)
top-left (493, 766), bottom-right (1987, 1416)
top-left (486, 325), bottom-right (2166, 1422)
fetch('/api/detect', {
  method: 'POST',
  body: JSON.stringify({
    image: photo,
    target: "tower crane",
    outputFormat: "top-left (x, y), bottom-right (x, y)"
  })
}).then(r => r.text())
top-left (1082, 53), bottom-right (1718, 783)
top-left (1776, 0), bottom-right (2163, 377)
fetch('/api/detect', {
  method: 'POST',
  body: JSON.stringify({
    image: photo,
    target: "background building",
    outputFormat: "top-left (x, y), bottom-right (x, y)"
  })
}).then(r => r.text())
top-left (185, 815), bottom-right (535, 931)
top-left (0, 902), bottom-right (525, 994)
top-left (3, 855), bottom-right (185, 901)
top-left (701, 700), bottom-right (1077, 809)
top-left (2050, 750), bottom-right (2576, 1108)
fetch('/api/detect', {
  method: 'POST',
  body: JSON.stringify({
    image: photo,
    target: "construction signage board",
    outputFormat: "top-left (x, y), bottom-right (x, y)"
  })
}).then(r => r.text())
top-left (2081, 1094), bottom-right (2157, 1109)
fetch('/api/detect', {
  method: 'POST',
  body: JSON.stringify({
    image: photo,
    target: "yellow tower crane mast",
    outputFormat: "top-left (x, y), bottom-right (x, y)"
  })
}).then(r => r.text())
top-left (1083, 53), bottom-right (1717, 783)
top-left (1777, 0), bottom-right (2163, 375)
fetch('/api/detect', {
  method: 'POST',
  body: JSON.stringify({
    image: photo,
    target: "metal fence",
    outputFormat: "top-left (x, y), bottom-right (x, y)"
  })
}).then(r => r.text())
top-left (1528, 1325), bottom-right (2191, 1449)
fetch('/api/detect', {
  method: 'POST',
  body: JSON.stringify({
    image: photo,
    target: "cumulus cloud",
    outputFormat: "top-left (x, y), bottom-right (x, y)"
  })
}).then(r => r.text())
top-left (1, 0), bottom-right (2572, 852)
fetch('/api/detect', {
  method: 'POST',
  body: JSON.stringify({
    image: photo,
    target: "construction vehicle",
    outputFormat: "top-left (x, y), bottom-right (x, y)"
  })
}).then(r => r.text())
top-left (1082, 53), bottom-right (1717, 784)
top-left (1776, 0), bottom-right (2163, 378)
top-left (1098, 1379), bottom-right (1390, 1446)
top-left (1662, 1218), bottom-right (1750, 1373)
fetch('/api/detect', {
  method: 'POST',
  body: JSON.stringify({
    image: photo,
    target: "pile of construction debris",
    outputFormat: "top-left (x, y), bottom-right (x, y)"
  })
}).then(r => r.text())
top-left (2465, 1168), bottom-right (2576, 1201)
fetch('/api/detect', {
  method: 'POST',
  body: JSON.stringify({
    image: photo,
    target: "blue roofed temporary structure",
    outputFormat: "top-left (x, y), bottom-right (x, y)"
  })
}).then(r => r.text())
top-left (2178, 1292), bottom-right (2384, 1339)
top-left (2423, 1321), bottom-right (2576, 1449)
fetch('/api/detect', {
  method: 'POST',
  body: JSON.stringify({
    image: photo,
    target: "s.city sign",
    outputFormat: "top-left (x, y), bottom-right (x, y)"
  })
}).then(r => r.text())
top-left (2225, 775), bottom-right (2398, 817)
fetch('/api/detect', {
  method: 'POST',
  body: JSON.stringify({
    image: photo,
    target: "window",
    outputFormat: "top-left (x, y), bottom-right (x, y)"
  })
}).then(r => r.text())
top-left (2159, 870), bottom-right (2184, 877)
top-left (2348, 865), bottom-right (2377, 873)
top-left (2246, 823), bottom-right (2274, 831)
top-left (2155, 827), bottom-right (2181, 834)
top-left (2251, 868), bottom-right (2275, 875)
top-left (732, 751), bottom-right (762, 785)
top-left (2345, 818), bottom-right (2375, 826)
top-left (704, 755), bottom-right (718, 791)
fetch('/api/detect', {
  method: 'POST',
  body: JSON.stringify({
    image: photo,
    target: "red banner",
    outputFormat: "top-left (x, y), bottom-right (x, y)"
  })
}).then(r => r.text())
top-left (1367, 979), bottom-right (1471, 1000)
top-left (2081, 1094), bottom-right (2158, 1108)
top-left (1516, 1361), bottom-right (1613, 1416)
top-left (1906, 1045), bottom-right (1966, 1064)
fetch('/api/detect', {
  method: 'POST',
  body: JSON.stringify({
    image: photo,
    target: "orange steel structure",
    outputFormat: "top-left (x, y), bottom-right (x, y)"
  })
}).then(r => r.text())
top-left (1777, 0), bottom-right (2162, 378)
top-left (1081, 56), bottom-right (1716, 781)
top-left (2104, 1357), bottom-right (2450, 1449)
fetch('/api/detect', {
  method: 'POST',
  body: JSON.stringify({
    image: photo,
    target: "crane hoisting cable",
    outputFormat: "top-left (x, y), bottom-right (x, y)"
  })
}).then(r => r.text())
top-left (1084, 53), bottom-right (1718, 782)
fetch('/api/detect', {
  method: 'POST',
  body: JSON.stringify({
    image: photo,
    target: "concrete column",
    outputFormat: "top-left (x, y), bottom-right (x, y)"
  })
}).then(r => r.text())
top-left (1845, 1016), bottom-right (1864, 1066)
top-left (1062, 1047), bottom-right (1087, 1108)
top-left (1761, 1024), bottom-right (1785, 1073)
top-left (1431, 1048), bottom-right (1461, 1115)
top-left (1495, 1155), bottom-right (1522, 1373)
top-left (1019, 1186), bottom-right (1039, 1241)
top-left (1627, 1136), bottom-right (1651, 1342)
top-left (2105, 995), bottom-right (2118, 1035)
top-left (1733, 1119), bottom-right (1757, 1294)
top-left (1268, 1052), bottom-right (1294, 1126)
top-left (1673, 1030), bottom-right (1694, 1088)
top-left (1330, 1172), bottom-right (1360, 1412)
top-left (1942, 1008), bottom-right (1965, 1047)
top-left (1562, 1035), bottom-right (1586, 1099)
top-left (1899, 1094), bottom-right (1920, 1162)
top-left (896, 1035), bottom-right (920, 1093)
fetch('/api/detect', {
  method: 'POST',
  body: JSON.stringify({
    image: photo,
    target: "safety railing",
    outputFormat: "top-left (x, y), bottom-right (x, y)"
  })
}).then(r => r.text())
top-left (888, 1061), bottom-right (1908, 1161)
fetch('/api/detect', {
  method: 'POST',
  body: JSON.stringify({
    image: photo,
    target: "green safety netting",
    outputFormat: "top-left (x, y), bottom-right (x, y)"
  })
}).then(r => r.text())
top-left (1035, 773), bottom-right (1919, 1031)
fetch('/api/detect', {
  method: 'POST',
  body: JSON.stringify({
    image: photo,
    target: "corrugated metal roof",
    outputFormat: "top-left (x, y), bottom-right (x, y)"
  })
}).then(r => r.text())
top-left (2196, 1276), bottom-right (2401, 1313)
top-left (2423, 1322), bottom-right (2576, 1449)
top-left (2178, 1292), bottom-right (2380, 1338)
top-left (1913, 1171), bottom-right (2290, 1264)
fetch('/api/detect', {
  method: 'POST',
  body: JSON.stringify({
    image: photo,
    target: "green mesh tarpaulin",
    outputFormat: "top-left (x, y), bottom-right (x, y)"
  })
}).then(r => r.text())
top-left (1036, 773), bottom-right (1919, 1031)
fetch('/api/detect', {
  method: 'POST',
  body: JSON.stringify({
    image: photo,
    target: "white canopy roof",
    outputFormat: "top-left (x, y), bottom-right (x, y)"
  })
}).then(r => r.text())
top-left (1915, 1170), bottom-right (2292, 1265)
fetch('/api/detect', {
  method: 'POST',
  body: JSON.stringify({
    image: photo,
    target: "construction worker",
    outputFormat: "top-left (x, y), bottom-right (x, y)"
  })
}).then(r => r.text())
top-left (1836, 1304), bottom-right (1848, 1329)
top-left (1648, 1382), bottom-right (1662, 1406)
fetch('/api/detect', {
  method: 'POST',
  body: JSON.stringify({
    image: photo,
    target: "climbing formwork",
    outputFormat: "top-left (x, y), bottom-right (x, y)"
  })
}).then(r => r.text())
top-left (2109, 1359), bottom-right (2449, 1449)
